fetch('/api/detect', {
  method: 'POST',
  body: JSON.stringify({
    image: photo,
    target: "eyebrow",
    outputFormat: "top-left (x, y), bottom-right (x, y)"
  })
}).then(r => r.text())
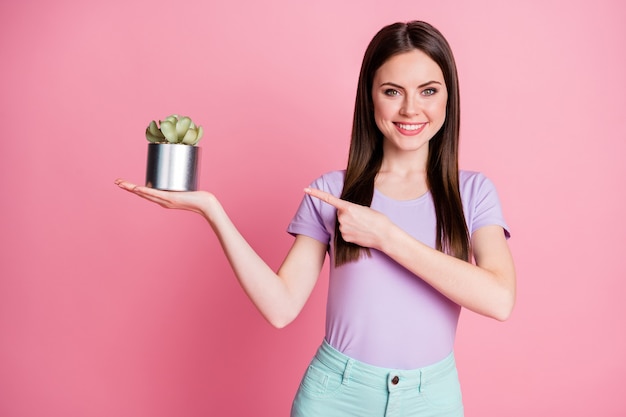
top-left (379, 80), bottom-right (443, 89)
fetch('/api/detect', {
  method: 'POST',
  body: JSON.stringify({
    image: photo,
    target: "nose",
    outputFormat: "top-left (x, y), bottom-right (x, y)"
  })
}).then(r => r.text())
top-left (400, 95), bottom-right (420, 117)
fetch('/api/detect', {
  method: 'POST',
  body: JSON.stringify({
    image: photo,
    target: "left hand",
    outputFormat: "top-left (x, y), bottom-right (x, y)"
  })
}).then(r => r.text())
top-left (304, 187), bottom-right (392, 250)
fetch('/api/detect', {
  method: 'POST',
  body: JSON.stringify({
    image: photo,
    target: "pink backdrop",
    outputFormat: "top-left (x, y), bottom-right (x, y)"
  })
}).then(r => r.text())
top-left (1, 0), bottom-right (625, 415)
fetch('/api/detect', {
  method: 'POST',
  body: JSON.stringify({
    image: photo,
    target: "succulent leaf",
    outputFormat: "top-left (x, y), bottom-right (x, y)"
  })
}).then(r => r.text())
top-left (181, 127), bottom-right (199, 145)
top-left (160, 120), bottom-right (178, 143)
top-left (146, 128), bottom-right (162, 143)
top-left (147, 120), bottom-right (165, 139)
top-left (145, 114), bottom-right (203, 145)
top-left (164, 115), bottom-right (179, 124)
top-left (176, 117), bottom-right (192, 140)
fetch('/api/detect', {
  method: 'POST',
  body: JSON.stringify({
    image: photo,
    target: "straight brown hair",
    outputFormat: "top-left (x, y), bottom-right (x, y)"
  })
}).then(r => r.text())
top-left (335, 21), bottom-right (470, 266)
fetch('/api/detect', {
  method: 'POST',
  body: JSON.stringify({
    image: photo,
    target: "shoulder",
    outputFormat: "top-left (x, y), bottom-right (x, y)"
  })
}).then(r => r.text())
top-left (459, 170), bottom-right (510, 236)
top-left (459, 170), bottom-right (499, 197)
top-left (458, 170), bottom-right (504, 211)
top-left (309, 170), bottom-right (345, 197)
top-left (459, 170), bottom-right (490, 187)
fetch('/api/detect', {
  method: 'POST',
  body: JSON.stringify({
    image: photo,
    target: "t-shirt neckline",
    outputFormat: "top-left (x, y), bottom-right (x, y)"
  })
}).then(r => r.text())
top-left (373, 188), bottom-right (431, 205)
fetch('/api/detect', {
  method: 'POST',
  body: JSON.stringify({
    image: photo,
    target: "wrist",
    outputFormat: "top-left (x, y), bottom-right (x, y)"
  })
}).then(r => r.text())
top-left (378, 221), bottom-right (406, 255)
top-left (200, 193), bottom-right (225, 224)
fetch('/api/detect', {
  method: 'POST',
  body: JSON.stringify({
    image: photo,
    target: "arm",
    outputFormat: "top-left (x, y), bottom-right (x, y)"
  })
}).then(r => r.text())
top-left (116, 179), bottom-right (327, 328)
top-left (382, 223), bottom-right (515, 321)
top-left (209, 201), bottom-right (327, 327)
top-left (304, 187), bottom-right (516, 321)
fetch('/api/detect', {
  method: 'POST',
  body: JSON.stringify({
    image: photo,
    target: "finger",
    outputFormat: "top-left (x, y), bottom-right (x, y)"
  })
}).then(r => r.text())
top-left (132, 188), bottom-right (179, 209)
top-left (115, 178), bottom-right (202, 212)
top-left (304, 188), bottom-right (349, 210)
top-left (116, 181), bottom-right (151, 196)
top-left (130, 186), bottom-right (176, 206)
top-left (115, 180), bottom-right (142, 193)
top-left (116, 179), bottom-right (169, 201)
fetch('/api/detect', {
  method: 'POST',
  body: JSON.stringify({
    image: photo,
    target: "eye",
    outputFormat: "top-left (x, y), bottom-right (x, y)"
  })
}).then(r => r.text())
top-left (422, 88), bottom-right (437, 96)
top-left (384, 88), bottom-right (400, 96)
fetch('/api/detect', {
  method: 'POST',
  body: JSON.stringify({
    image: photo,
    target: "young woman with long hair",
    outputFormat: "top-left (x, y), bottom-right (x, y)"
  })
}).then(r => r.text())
top-left (117, 20), bottom-right (515, 417)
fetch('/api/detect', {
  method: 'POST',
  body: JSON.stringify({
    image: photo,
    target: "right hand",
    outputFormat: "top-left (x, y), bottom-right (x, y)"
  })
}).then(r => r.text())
top-left (114, 178), bottom-right (218, 218)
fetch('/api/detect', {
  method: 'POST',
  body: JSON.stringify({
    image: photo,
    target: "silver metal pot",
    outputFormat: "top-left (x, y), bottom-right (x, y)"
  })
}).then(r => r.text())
top-left (145, 143), bottom-right (201, 191)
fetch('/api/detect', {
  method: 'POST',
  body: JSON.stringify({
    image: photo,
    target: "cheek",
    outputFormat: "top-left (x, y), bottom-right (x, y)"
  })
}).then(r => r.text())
top-left (371, 99), bottom-right (385, 125)
top-left (427, 100), bottom-right (448, 123)
top-left (373, 112), bottom-right (386, 134)
top-left (372, 99), bottom-right (396, 122)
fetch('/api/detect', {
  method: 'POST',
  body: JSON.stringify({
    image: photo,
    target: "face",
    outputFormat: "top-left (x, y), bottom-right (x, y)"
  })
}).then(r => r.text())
top-left (371, 49), bottom-right (448, 156)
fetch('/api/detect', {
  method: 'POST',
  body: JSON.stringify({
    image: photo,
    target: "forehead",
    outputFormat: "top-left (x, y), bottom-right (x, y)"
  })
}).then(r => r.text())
top-left (374, 49), bottom-right (444, 84)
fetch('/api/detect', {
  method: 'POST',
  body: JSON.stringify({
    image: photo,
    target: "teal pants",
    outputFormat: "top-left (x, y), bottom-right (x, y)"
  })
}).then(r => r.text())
top-left (291, 341), bottom-right (464, 417)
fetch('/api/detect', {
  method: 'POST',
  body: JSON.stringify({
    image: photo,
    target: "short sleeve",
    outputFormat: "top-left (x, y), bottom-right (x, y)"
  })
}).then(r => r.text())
top-left (286, 171), bottom-right (343, 245)
top-left (461, 171), bottom-right (511, 238)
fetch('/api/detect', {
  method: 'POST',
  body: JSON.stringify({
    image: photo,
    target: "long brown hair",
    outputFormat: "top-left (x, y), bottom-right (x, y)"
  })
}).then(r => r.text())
top-left (335, 21), bottom-right (470, 266)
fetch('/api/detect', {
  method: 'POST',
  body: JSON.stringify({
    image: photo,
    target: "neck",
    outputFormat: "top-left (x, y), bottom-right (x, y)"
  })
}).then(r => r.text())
top-left (375, 147), bottom-right (430, 200)
top-left (379, 144), bottom-right (429, 175)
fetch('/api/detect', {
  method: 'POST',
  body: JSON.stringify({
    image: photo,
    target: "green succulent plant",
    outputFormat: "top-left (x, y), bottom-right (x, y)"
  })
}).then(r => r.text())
top-left (145, 114), bottom-right (204, 145)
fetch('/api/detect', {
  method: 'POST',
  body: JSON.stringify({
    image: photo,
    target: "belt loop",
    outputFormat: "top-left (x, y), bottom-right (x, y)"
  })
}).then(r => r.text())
top-left (418, 370), bottom-right (423, 393)
top-left (342, 358), bottom-right (354, 386)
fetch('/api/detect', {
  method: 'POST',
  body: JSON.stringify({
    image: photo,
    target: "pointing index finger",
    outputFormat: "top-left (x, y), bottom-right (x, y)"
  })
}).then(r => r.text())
top-left (304, 187), bottom-right (348, 210)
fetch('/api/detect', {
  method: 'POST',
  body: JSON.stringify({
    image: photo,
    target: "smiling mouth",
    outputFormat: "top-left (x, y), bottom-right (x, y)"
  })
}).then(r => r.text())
top-left (395, 122), bottom-right (426, 131)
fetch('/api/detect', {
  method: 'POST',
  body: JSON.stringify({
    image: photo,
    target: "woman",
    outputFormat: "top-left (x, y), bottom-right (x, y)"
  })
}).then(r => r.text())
top-left (116, 20), bottom-right (515, 417)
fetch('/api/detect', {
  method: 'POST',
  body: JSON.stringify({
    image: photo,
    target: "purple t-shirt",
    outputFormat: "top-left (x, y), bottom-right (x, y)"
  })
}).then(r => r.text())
top-left (287, 170), bottom-right (510, 369)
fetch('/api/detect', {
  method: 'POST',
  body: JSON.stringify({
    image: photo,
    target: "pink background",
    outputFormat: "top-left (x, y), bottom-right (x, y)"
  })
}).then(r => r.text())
top-left (1, 0), bottom-right (625, 415)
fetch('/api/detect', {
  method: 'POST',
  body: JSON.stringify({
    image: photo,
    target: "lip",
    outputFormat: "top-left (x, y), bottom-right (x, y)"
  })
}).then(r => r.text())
top-left (394, 122), bottom-right (426, 136)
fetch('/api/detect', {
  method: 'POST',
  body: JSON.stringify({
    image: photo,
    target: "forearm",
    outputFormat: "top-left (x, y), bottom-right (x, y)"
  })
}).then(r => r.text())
top-left (200, 198), bottom-right (298, 327)
top-left (380, 225), bottom-right (515, 321)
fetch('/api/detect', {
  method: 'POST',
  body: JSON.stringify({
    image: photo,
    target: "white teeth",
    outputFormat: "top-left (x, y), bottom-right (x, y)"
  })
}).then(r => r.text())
top-left (397, 123), bottom-right (423, 131)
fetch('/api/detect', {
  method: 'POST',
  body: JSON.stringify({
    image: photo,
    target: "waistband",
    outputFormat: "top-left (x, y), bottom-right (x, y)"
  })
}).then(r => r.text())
top-left (314, 340), bottom-right (457, 391)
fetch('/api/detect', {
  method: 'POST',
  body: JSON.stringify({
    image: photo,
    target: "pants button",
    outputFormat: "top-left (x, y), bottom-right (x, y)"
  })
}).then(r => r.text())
top-left (391, 375), bottom-right (399, 385)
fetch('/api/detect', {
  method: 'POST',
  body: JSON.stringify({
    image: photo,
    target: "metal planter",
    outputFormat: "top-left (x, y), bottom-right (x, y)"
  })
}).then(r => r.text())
top-left (145, 143), bottom-right (201, 191)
